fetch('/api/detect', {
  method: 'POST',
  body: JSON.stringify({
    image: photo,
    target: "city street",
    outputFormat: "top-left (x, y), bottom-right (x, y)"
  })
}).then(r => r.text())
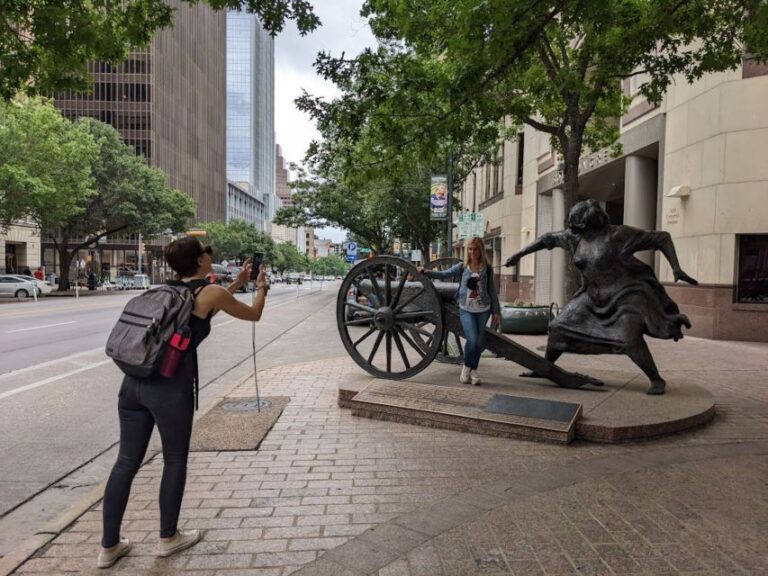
top-left (0, 281), bottom-right (342, 556)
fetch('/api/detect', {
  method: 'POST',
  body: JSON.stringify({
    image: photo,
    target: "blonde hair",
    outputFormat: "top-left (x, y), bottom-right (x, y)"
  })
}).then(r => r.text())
top-left (464, 237), bottom-right (490, 268)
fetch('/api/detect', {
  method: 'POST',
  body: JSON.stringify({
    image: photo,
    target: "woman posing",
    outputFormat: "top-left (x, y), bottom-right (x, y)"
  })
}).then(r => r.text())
top-left (420, 237), bottom-right (501, 385)
top-left (98, 237), bottom-right (269, 568)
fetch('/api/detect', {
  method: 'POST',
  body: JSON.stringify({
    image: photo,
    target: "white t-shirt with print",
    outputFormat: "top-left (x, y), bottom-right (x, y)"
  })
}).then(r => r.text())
top-left (463, 270), bottom-right (490, 313)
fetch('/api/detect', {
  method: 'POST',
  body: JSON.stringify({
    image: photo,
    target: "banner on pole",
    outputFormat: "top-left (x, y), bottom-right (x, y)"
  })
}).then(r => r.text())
top-left (429, 176), bottom-right (448, 221)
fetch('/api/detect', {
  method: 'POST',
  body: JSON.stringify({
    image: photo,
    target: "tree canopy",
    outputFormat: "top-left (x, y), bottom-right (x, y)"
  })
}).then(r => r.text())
top-left (0, 97), bottom-right (97, 232)
top-left (0, 0), bottom-right (320, 100)
top-left (200, 219), bottom-right (275, 265)
top-left (298, 0), bottom-right (768, 292)
top-left (1, 98), bottom-right (196, 289)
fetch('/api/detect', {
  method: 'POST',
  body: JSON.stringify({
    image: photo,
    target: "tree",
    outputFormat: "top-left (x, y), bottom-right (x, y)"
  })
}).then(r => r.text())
top-left (49, 117), bottom-right (195, 290)
top-left (301, 0), bottom-right (768, 295)
top-left (0, 97), bottom-right (97, 234)
top-left (200, 219), bottom-right (275, 264)
top-left (272, 242), bottom-right (307, 274)
top-left (0, 1), bottom-right (320, 100)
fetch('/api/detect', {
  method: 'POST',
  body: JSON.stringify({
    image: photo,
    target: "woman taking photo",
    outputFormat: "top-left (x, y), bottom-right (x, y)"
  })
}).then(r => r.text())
top-left (420, 237), bottom-right (500, 385)
top-left (98, 237), bottom-right (269, 568)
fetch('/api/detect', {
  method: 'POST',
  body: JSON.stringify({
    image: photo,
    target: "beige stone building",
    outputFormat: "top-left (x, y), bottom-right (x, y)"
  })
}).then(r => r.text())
top-left (0, 219), bottom-right (41, 274)
top-left (457, 58), bottom-right (768, 342)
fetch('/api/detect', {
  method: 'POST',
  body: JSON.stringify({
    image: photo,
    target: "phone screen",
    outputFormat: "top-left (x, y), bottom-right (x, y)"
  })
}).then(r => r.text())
top-left (250, 252), bottom-right (264, 280)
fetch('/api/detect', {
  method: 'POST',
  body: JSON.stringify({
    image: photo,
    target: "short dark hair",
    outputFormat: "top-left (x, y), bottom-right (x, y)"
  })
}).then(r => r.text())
top-left (165, 237), bottom-right (205, 278)
top-left (568, 199), bottom-right (610, 232)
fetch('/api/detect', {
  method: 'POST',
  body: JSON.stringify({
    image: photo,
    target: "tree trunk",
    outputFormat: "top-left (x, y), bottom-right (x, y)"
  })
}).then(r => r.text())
top-left (56, 241), bottom-right (73, 291)
top-left (561, 130), bottom-right (584, 299)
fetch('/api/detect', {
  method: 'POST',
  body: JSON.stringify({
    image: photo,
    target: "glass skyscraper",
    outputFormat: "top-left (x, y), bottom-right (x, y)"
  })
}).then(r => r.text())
top-left (226, 12), bottom-right (276, 231)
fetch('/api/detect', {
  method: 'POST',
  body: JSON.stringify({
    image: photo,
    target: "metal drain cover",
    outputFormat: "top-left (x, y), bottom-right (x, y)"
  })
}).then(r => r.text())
top-left (220, 399), bottom-right (272, 412)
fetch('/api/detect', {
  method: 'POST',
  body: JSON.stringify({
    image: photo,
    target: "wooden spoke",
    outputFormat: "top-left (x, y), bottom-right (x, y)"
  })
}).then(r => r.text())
top-left (392, 330), bottom-right (411, 369)
top-left (390, 273), bottom-right (408, 309)
top-left (367, 330), bottom-right (385, 364)
top-left (346, 301), bottom-right (376, 314)
top-left (384, 264), bottom-right (392, 306)
top-left (385, 331), bottom-right (392, 373)
top-left (393, 286), bottom-right (425, 314)
top-left (345, 317), bottom-right (375, 327)
top-left (352, 326), bottom-right (377, 348)
top-left (395, 325), bottom-right (427, 358)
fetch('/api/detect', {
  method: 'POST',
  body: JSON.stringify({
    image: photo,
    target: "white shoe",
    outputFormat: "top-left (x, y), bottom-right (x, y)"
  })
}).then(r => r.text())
top-left (460, 365), bottom-right (471, 384)
top-left (157, 529), bottom-right (201, 557)
top-left (97, 537), bottom-right (131, 568)
top-left (470, 370), bottom-right (481, 386)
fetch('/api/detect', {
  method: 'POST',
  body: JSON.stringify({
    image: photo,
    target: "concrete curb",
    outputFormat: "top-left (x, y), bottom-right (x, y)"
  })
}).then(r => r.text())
top-left (0, 370), bottom-right (257, 576)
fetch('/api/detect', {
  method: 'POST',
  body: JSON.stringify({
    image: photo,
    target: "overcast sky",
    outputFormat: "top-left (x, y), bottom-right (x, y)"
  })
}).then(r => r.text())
top-left (274, 1), bottom-right (376, 243)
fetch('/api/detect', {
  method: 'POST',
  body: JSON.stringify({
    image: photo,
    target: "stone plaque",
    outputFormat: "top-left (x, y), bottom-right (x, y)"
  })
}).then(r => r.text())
top-left (485, 394), bottom-right (580, 423)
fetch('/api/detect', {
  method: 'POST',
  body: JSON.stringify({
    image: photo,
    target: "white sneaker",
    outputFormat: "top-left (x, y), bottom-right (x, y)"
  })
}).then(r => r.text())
top-left (470, 370), bottom-right (481, 386)
top-left (97, 536), bottom-right (131, 569)
top-left (460, 365), bottom-right (471, 384)
top-left (157, 529), bottom-right (201, 557)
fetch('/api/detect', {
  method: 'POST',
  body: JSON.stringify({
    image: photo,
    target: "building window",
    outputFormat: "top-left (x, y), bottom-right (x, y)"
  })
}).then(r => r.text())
top-left (737, 235), bottom-right (768, 303)
top-left (516, 133), bottom-right (524, 192)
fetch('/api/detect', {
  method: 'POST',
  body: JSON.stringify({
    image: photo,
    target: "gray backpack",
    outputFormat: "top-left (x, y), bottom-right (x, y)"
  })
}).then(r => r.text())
top-left (105, 283), bottom-right (195, 378)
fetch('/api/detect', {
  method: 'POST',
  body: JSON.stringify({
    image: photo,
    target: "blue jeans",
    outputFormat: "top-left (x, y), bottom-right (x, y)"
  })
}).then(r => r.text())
top-left (459, 308), bottom-right (491, 370)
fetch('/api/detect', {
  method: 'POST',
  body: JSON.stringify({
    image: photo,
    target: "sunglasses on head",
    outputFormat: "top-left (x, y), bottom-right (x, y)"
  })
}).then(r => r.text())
top-left (201, 245), bottom-right (213, 256)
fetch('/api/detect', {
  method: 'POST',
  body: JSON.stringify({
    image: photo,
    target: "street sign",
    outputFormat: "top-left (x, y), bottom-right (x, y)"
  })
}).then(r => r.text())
top-left (410, 249), bottom-right (422, 262)
top-left (345, 254), bottom-right (356, 263)
top-left (458, 212), bottom-right (485, 239)
top-left (346, 241), bottom-right (358, 259)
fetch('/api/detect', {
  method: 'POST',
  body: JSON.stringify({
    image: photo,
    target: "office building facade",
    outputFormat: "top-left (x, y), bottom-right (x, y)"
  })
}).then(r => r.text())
top-left (54, 1), bottom-right (227, 223)
top-left (226, 11), bottom-right (276, 231)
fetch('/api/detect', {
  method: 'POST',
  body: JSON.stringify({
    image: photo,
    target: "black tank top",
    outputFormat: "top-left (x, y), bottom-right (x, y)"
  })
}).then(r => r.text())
top-left (167, 279), bottom-right (214, 409)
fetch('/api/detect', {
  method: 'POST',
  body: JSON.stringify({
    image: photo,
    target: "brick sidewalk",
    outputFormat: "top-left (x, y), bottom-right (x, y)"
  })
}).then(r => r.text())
top-left (13, 333), bottom-right (768, 575)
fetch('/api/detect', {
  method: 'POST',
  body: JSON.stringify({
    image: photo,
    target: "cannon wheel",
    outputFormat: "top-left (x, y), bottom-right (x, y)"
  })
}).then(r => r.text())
top-left (424, 257), bottom-right (463, 361)
top-left (337, 256), bottom-right (444, 379)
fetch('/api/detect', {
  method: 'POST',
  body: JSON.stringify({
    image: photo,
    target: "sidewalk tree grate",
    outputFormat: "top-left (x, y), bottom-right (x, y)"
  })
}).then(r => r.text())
top-left (220, 399), bottom-right (272, 412)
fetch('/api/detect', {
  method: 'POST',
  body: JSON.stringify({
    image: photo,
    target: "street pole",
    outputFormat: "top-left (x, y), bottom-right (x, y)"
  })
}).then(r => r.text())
top-left (138, 232), bottom-right (143, 274)
top-left (446, 152), bottom-right (453, 258)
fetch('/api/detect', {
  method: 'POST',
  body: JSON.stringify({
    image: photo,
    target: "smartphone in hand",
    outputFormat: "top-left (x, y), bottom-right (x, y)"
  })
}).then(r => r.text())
top-left (250, 252), bottom-right (264, 281)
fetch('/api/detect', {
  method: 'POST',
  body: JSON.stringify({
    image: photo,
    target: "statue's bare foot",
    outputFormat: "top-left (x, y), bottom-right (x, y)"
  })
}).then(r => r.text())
top-left (520, 371), bottom-right (543, 378)
top-left (647, 379), bottom-right (666, 395)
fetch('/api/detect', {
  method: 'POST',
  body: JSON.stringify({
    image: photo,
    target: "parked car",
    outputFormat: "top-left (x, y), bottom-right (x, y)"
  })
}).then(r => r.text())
top-left (286, 272), bottom-right (302, 285)
top-left (12, 274), bottom-right (53, 295)
top-left (0, 275), bottom-right (40, 298)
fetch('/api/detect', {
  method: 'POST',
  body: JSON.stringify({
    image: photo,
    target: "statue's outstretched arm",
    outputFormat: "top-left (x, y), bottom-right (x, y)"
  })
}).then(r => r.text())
top-left (504, 231), bottom-right (571, 267)
top-left (625, 229), bottom-right (698, 285)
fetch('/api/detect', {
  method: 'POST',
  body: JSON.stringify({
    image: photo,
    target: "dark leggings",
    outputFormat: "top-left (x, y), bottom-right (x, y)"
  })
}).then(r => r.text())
top-left (101, 371), bottom-right (194, 547)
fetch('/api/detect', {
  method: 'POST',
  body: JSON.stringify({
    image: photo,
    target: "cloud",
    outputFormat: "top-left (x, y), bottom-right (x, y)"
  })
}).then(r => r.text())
top-left (275, 0), bottom-right (376, 167)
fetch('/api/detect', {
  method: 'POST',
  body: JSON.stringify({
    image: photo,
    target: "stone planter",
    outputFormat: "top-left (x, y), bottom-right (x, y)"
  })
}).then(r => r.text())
top-left (500, 304), bottom-right (553, 334)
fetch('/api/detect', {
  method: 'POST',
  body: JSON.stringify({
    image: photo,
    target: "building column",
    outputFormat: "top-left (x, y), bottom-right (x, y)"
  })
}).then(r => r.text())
top-left (624, 155), bottom-right (657, 266)
top-left (550, 187), bottom-right (567, 307)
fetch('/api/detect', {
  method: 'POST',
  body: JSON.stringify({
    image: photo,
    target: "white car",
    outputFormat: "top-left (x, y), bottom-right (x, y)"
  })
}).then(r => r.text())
top-left (13, 274), bottom-right (53, 295)
top-left (0, 275), bottom-right (40, 298)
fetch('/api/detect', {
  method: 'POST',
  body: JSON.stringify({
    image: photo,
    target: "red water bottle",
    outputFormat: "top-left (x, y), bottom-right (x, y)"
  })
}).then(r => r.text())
top-left (159, 329), bottom-right (191, 378)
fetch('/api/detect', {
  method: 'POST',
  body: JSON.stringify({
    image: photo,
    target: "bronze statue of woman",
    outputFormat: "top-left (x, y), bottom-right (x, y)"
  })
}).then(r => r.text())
top-left (505, 199), bottom-right (698, 395)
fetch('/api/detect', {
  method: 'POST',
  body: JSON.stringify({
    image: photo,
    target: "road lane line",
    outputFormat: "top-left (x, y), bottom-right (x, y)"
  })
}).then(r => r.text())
top-left (6, 321), bottom-right (77, 334)
top-left (0, 360), bottom-right (112, 401)
top-left (0, 347), bottom-right (105, 380)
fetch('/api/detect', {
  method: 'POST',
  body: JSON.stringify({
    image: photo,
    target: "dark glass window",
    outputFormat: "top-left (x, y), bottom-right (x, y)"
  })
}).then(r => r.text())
top-left (516, 133), bottom-right (525, 188)
top-left (737, 235), bottom-right (768, 303)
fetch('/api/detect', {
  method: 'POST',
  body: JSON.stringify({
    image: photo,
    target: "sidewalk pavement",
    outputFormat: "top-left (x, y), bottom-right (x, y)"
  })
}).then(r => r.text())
top-left (9, 310), bottom-right (768, 575)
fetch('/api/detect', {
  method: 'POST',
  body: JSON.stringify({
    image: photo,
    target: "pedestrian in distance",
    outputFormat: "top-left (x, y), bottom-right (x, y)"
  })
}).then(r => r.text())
top-left (418, 237), bottom-right (501, 385)
top-left (22, 266), bottom-right (31, 276)
top-left (98, 237), bottom-right (271, 569)
top-left (33, 267), bottom-right (44, 281)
